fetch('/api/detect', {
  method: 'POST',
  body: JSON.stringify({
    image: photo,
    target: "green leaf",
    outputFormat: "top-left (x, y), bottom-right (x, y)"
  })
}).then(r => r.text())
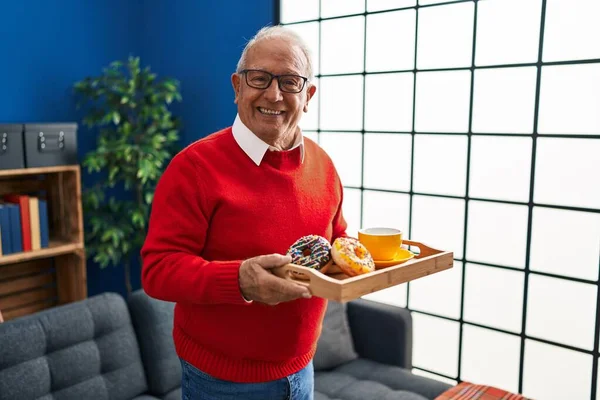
top-left (101, 230), bottom-right (113, 245)
top-left (131, 210), bottom-right (145, 229)
top-left (109, 61), bottom-right (123, 69)
top-left (164, 81), bottom-right (177, 91)
top-left (122, 241), bottom-right (131, 255)
top-left (121, 122), bottom-right (132, 134)
top-left (166, 128), bottom-right (178, 137)
top-left (94, 253), bottom-right (109, 269)
top-left (108, 166), bottom-right (119, 182)
top-left (112, 112), bottom-right (121, 125)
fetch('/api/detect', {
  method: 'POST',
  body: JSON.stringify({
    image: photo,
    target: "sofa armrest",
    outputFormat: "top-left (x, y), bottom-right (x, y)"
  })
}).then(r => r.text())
top-left (128, 289), bottom-right (181, 396)
top-left (346, 298), bottom-right (412, 369)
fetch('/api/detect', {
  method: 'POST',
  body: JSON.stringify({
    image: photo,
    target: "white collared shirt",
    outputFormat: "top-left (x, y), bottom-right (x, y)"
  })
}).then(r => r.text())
top-left (231, 114), bottom-right (305, 166)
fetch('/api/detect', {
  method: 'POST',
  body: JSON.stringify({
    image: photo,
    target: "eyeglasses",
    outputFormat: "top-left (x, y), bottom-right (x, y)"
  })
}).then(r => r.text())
top-left (240, 69), bottom-right (308, 93)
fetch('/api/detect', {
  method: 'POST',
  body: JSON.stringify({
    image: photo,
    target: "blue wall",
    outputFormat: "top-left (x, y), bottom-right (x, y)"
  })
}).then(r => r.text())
top-left (0, 0), bottom-right (274, 297)
top-left (141, 0), bottom-right (275, 143)
top-left (0, 1), bottom-right (141, 143)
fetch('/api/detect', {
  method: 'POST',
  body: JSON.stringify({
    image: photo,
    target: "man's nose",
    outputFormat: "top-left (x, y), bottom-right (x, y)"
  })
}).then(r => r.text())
top-left (263, 79), bottom-right (283, 101)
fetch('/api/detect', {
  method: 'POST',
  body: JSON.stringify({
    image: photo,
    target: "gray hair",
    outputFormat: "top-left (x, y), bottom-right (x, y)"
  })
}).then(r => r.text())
top-left (236, 25), bottom-right (315, 81)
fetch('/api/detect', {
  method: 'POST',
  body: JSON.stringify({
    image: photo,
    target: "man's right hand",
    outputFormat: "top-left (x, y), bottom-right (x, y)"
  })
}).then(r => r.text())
top-left (239, 254), bottom-right (312, 305)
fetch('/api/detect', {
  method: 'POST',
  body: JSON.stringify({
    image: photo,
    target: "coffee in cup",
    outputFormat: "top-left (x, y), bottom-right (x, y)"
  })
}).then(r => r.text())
top-left (358, 227), bottom-right (403, 261)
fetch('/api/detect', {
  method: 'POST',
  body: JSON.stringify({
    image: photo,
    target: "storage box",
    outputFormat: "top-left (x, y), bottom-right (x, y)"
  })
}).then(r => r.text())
top-left (0, 124), bottom-right (25, 170)
top-left (23, 123), bottom-right (78, 168)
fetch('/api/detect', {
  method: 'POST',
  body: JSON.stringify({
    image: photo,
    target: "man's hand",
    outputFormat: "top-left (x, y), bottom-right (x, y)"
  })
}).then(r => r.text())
top-left (239, 254), bottom-right (312, 305)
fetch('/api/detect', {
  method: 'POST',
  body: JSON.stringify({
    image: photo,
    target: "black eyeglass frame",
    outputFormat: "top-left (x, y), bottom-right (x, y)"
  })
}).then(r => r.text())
top-left (239, 69), bottom-right (309, 93)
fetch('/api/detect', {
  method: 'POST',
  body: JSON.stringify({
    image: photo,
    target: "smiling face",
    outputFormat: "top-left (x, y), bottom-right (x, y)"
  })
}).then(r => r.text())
top-left (231, 37), bottom-right (316, 149)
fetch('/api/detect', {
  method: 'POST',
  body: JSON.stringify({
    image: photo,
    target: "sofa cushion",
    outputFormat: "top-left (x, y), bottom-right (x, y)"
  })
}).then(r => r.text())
top-left (161, 387), bottom-right (182, 400)
top-left (0, 292), bottom-right (148, 400)
top-left (132, 390), bottom-right (181, 400)
top-left (314, 300), bottom-right (359, 371)
top-left (315, 359), bottom-right (451, 400)
top-left (128, 290), bottom-right (181, 397)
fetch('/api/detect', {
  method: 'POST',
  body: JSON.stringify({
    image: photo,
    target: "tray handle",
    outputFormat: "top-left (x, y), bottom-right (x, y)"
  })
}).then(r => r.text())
top-left (271, 263), bottom-right (339, 286)
top-left (271, 264), bottom-right (316, 286)
top-left (403, 239), bottom-right (442, 258)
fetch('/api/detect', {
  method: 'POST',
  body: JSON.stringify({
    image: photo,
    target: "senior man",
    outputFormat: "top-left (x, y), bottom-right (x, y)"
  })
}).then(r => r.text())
top-left (141, 25), bottom-right (348, 399)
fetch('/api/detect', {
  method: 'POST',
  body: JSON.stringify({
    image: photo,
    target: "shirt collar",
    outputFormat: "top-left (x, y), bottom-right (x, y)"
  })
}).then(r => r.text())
top-left (232, 113), bottom-right (305, 166)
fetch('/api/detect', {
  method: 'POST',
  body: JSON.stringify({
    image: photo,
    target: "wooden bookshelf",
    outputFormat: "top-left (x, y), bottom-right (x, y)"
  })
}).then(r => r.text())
top-left (0, 165), bottom-right (86, 322)
top-left (0, 239), bottom-right (83, 266)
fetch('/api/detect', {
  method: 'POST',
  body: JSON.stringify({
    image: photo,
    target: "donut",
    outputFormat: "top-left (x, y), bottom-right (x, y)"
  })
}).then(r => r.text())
top-left (331, 237), bottom-right (375, 276)
top-left (287, 235), bottom-right (332, 270)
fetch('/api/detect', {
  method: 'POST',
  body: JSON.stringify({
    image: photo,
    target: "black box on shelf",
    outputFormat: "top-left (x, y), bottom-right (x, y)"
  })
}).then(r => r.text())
top-left (0, 124), bottom-right (25, 170)
top-left (23, 123), bottom-right (78, 168)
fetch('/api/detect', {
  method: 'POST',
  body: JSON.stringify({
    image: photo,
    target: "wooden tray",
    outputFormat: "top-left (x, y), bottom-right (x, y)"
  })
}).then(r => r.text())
top-left (272, 239), bottom-right (453, 303)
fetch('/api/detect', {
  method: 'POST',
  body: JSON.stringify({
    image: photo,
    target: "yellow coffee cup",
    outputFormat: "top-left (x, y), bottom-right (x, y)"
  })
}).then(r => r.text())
top-left (358, 227), bottom-right (403, 261)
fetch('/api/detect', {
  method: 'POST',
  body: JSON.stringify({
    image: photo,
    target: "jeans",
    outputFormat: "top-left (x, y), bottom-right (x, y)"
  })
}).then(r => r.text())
top-left (180, 358), bottom-right (314, 400)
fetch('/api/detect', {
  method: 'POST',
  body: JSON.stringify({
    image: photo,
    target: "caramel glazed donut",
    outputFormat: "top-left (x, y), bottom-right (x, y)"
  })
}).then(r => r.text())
top-left (331, 237), bottom-right (375, 277)
top-left (287, 235), bottom-right (332, 270)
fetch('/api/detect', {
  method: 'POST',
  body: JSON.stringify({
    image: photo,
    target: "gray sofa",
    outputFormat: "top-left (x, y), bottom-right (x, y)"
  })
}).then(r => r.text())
top-left (313, 300), bottom-right (451, 400)
top-left (0, 290), bottom-right (451, 400)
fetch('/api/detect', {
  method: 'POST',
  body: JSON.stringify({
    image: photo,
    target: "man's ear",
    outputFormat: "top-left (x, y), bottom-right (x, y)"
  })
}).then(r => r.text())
top-left (304, 84), bottom-right (317, 113)
top-left (231, 73), bottom-right (241, 104)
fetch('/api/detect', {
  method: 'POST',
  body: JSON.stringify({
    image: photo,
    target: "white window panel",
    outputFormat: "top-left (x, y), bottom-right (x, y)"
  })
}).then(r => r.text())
top-left (475, 0), bottom-right (542, 66)
top-left (530, 207), bottom-right (600, 281)
top-left (417, 2), bottom-right (474, 69)
top-left (320, 76), bottom-right (364, 131)
top-left (472, 67), bottom-right (537, 134)
top-left (409, 261), bottom-right (463, 319)
top-left (319, 132), bottom-right (363, 188)
top-left (366, 10), bottom-right (416, 72)
top-left (362, 283), bottom-right (408, 307)
top-left (364, 133), bottom-right (412, 192)
top-left (461, 325), bottom-right (521, 393)
top-left (280, 0), bottom-right (319, 23)
top-left (365, 73), bottom-right (414, 132)
top-left (419, 0), bottom-right (463, 5)
top-left (527, 275), bottom-right (597, 350)
top-left (303, 131), bottom-right (318, 144)
top-left (286, 22), bottom-right (320, 77)
top-left (523, 340), bottom-right (592, 400)
top-left (543, 0), bottom-right (600, 62)
top-left (415, 70), bottom-right (471, 133)
top-left (469, 136), bottom-right (533, 203)
top-left (413, 134), bottom-right (468, 197)
top-left (538, 64), bottom-right (600, 135)
top-left (342, 188), bottom-right (362, 238)
top-left (368, 0), bottom-right (416, 12)
top-left (534, 138), bottom-right (600, 209)
top-left (362, 190), bottom-right (410, 233)
top-left (411, 369), bottom-right (457, 386)
top-left (413, 313), bottom-right (460, 377)
top-left (321, 0), bottom-right (365, 18)
top-left (463, 263), bottom-right (525, 333)
top-left (412, 195), bottom-right (465, 259)
top-left (300, 77), bottom-right (319, 131)
top-left (466, 201), bottom-right (529, 268)
top-left (321, 16), bottom-right (365, 75)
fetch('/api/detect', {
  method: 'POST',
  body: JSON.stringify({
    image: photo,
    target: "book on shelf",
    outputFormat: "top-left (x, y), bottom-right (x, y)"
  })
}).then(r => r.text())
top-left (0, 194), bottom-right (50, 255)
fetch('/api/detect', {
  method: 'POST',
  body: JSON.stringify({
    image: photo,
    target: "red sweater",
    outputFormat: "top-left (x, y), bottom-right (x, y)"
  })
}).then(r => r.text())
top-left (140, 127), bottom-right (347, 383)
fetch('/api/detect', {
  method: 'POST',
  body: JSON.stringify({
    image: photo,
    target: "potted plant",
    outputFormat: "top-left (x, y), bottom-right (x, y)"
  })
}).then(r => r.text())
top-left (74, 56), bottom-right (182, 294)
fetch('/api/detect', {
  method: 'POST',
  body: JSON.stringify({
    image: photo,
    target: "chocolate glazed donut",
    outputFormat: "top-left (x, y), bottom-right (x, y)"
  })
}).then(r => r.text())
top-left (286, 235), bottom-right (332, 270)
